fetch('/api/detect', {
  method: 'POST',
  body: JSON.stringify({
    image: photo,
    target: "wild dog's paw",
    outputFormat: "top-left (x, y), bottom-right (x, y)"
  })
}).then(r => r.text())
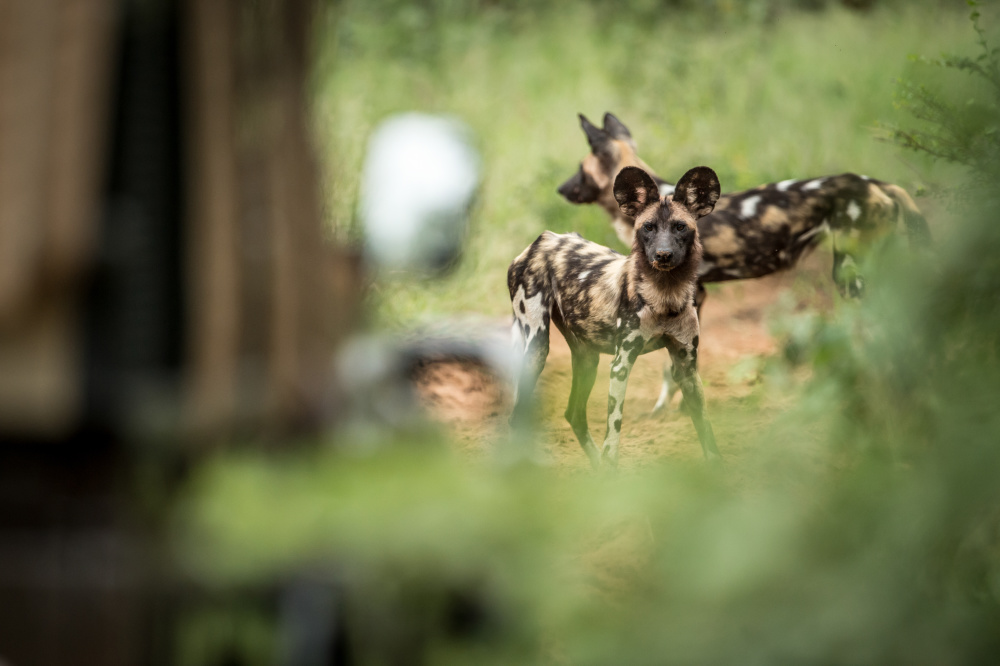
top-left (599, 443), bottom-right (619, 470)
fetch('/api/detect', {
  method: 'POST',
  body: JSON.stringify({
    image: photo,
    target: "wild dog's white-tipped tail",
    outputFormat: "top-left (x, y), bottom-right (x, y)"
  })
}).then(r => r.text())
top-left (880, 183), bottom-right (931, 247)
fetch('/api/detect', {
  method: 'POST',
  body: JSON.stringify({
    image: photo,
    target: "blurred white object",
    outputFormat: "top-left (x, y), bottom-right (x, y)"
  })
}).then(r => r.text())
top-left (360, 113), bottom-right (480, 274)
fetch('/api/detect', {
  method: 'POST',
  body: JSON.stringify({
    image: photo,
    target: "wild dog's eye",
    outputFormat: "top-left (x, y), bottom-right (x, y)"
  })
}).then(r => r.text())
top-left (673, 222), bottom-right (687, 233)
top-left (643, 222), bottom-right (655, 232)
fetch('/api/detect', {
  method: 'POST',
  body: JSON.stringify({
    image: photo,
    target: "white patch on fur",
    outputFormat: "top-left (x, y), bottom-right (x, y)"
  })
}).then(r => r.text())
top-left (511, 285), bottom-right (547, 348)
top-left (658, 183), bottom-right (676, 198)
top-left (802, 178), bottom-right (825, 191)
top-left (797, 220), bottom-right (830, 243)
top-left (509, 319), bottom-right (525, 402)
top-left (578, 270), bottom-right (589, 282)
top-left (616, 318), bottom-right (622, 328)
top-left (847, 200), bottom-right (862, 222)
top-left (510, 319), bottom-right (524, 352)
top-left (740, 195), bottom-right (762, 218)
top-left (776, 179), bottom-right (797, 191)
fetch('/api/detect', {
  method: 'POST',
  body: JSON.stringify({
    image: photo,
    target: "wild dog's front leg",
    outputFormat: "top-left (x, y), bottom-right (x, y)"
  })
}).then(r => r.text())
top-left (694, 282), bottom-right (708, 316)
top-left (665, 336), bottom-right (722, 463)
top-left (601, 330), bottom-right (643, 468)
top-left (652, 281), bottom-right (706, 416)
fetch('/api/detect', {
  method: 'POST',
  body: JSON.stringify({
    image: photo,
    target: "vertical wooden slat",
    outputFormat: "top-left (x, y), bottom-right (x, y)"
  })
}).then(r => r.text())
top-left (0, 1), bottom-right (55, 320)
top-left (0, 0), bottom-right (114, 436)
top-left (181, 0), bottom-right (358, 439)
top-left (184, 0), bottom-right (242, 435)
top-left (44, 0), bottom-right (114, 289)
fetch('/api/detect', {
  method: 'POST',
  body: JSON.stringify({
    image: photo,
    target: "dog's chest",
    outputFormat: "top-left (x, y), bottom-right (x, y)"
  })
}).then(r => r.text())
top-left (636, 304), bottom-right (698, 347)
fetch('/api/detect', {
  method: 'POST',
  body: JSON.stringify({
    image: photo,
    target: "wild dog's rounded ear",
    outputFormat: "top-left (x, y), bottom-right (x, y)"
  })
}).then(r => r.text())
top-left (579, 113), bottom-right (615, 162)
top-left (672, 166), bottom-right (721, 218)
top-left (602, 113), bottom-right (632, 141)
top-left (614, 166), bottom-right (660, 218)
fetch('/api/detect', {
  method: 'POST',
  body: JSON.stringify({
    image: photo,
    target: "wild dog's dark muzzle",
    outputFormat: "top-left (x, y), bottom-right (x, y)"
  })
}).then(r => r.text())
top-left (648, 240), bottom-right (683, 271)
top-left (557, 177), bottom-right (578, 200)
top-left (558, 168), bottom-right (599, 204)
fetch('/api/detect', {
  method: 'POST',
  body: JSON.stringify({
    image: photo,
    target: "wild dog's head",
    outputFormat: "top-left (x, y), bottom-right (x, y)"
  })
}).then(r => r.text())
top-left (557, 113), bottom-right (638, 204)
top-left (614, 166), bottom-right (719, 272)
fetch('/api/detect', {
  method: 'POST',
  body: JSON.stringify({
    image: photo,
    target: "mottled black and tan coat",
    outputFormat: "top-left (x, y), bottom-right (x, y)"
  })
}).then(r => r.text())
top-left (559, 112), bottom-right (931, 411)
top-left (508, 166), bottom-right (723, 468)
top-left (560, 113), bottom-right (930, 300)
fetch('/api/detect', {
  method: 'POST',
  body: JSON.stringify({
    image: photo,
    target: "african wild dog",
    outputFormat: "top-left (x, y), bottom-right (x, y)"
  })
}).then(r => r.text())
top-left (559, 112), bottom-right (931, 411)
top-left (509, 166), bottom-right (723, 468)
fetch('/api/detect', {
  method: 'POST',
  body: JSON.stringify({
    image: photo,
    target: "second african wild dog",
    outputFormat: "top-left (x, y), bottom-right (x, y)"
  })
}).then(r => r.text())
top-left (509, 166), bottom-right (723, 469)
top-left (559, 113), bottom-right (931, 301)
top-left (559, 112), bottom-right (931, 411)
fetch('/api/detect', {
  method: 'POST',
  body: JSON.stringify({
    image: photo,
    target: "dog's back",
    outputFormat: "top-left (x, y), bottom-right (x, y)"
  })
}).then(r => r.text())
top-left (509, 231), bottom-right (627, 356)
top-left (698, 173), bottom-right (929, 283)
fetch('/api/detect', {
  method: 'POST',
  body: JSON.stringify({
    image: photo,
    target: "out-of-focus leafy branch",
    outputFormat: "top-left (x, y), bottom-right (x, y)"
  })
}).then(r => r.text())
top-left (881, 2), bottom-right (1000, 189)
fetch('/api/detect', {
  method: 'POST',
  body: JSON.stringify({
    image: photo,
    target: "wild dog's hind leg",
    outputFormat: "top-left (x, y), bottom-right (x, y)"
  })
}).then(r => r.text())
top-left (652, 354), bottom-right (680, 415)
top-left (565, 348), bottom-right (600, 468)
top-left (509, 294), bottom-right (551, 432)
top-left (665, 335), bottom-right (721, 462)
top-left (832, 246), bottom-right (865, 298)
top-left (831, 204), bottom-right (866, 298)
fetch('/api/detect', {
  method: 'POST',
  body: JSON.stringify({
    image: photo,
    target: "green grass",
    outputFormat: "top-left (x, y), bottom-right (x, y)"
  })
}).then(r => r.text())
top-left (312, 3), bottom-right (971, 326)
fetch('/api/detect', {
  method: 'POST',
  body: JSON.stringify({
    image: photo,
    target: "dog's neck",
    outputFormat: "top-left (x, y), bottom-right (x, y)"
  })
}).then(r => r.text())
top-left (599, 190), bottom-right (626, 223)
top-left (627, 232), bottom-right (702, 316)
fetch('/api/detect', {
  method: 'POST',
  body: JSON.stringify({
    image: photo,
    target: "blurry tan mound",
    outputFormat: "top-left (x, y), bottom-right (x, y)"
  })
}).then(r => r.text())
top-left (413, 359), bottom-right (508, 424)
top-left (412, 360), bottom-right (510, 459)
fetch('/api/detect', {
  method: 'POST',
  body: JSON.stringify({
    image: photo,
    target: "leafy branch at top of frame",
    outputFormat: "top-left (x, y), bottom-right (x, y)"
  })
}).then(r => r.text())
top-left (879, 2), bottom-right (1000, 182)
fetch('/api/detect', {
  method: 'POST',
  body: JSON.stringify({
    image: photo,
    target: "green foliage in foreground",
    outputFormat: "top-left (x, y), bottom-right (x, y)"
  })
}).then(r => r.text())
top-left (174, 227), bottom-right (1000, 662)
top-left (313, 2), bottom-right (969, 325)
top-left (176, 211), bottom-right (1000, 663)
top-left (174, 153), bottom-right (1000, 665)
top-left (170, 6), bottom-right (1000, 665)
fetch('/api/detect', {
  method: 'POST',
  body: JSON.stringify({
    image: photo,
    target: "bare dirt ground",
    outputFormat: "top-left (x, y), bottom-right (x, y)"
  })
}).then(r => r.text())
top-left (413, 250), bottom-right (838, 474)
